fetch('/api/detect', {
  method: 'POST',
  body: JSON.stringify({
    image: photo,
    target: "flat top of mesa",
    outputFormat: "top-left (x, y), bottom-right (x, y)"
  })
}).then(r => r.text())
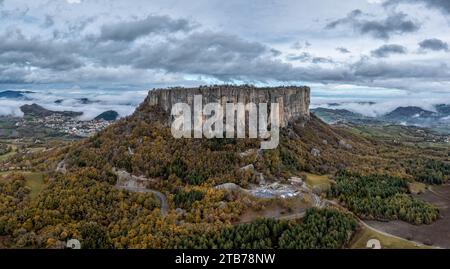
top-left (144, 85), bottom-right (311, 126)
top-left (148, 85), bottom-right (310, 95)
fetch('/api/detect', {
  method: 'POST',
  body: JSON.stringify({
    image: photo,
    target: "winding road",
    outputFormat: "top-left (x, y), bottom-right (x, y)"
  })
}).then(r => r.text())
top-left (116, 185), bottom-right (168, 216)
top-left (359, 219), bottom-right (432, 248)
top-left (111, 169), bottom-right (431, 248)
top-left (112, 168), bottom-right (168, 217)
top-left (326, 199), bottom-right (434, 248)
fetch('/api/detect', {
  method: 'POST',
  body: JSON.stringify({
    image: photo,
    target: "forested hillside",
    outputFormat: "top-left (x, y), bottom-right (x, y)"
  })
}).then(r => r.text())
top-left (330, 171), bottom-right (439, 225)
top-left (0, 94), bottom-right (448, 249)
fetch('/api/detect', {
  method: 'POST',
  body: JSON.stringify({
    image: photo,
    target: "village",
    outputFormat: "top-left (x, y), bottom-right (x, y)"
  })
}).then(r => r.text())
top-left (15, 113), bottom-right (113, 138)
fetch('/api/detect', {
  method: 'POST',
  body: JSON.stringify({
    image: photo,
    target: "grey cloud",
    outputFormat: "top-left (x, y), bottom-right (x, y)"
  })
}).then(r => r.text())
top-left (287, 52), bottom-right (334, 64)
top-left (2, 33), bottom-right (449, 93)
top-left (0, 65), bottom-right (30, 84)
top-left (51, 17), bottom-right (95, 39)
top-left (0, 7), bottom-right (448, 93)
top-left (326, 9), bottom-right (364, 29)
top-left (2, 24), bottom-right (445, 90)
top-left (270, 49), bottom-right (282, 57)
top-left (100, 15), bottom-right (194, 42)
top-left (291, 41), bottom-right (311, 50)
top-left (312, 57), bottom-right (334, 64)
top-left (419, 38), bottom-right (449, 52)
top-left (11, 28), bottom-right (275, 82)
top-left (68, 17), bottom-right (96, 34)
top-left (126, 31), bottom-right (276, 79)
top-left (371, 44), bottom-right (407, 58)
top-left (0, 27), bottom-right (332, 84)
top-left (284, 56), bottom-right (450, 89)
top-left (287, 52), bottom-right (312, 61)
top-left (0, 32), bottom-right (83, 72)
top-left (352, 59), bottom-right (450, 81)
top-left (43, 15), bottom-right (54, 28)
top-left (327, 10), bottom-right (420, 39)
top-left (336, 47), bottom-right (351, 54)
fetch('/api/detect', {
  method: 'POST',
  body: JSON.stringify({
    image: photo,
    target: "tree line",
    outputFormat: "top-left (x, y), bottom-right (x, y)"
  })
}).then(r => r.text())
top-left (404, 159), bottom-right (450, 185)
top-left (330, 171), bottom-right (439, 225)
top-left (0, 143), bottom-right (12, 155)
top-left (169, 208), bottom-right (358, 249)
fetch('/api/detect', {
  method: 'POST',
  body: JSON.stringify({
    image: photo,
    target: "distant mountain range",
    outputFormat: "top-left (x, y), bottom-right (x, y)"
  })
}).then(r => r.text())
top-left (383, 106), bottom-right (437, 120)
top-left (436, 104), bottom-right (450, 115)
top-left (0, 91), bottom-right (101, 106)
top-left (54, 98), bottom-right (100, 104)
top-left (327, 101), bottom-right (377, 107)
top-left (77, 98), bottom-right (100, 104)
top-left (312, 104), bottom-right (450, 134)
top-left (20, 104), bottom-right (83, 118)
top-left (0, 90), bottom-right (34, 99)
top-left (19, 103), bottom-right (119, 121)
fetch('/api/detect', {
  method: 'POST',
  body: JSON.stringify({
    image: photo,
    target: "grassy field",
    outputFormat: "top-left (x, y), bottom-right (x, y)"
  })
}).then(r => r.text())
top-left (24, 172), bottom-right (46, 200)
top-left (344, 124), bottom-right (450, 149)
top-left (408, 182), bottom-right (427, 194)
top-left (348, 125), bottom-right (422, 141)
top-left (0, 144), bottom-right (17, 161)
top-left (350, 226), bottom-right (432, 249)
top-left (0, 171), bottom-right (46, 200)
top-left (27, 147), bottom-right (46, 154)
top-left (304, 173), bottom-right (330, 190)
top-left (0, 143), bottom-right (46, 162)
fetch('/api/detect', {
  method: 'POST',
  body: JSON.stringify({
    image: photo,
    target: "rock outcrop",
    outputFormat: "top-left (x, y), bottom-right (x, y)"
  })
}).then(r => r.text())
top-left (144, 85), bottom-right (310, 127)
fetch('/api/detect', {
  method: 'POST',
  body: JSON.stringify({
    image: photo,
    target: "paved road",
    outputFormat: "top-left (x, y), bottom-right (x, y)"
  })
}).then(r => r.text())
top-left (117, 185), bottom-right (168, 217)
top-left (111, 168), bottom-right (168, 217)
top-left (113, 171), bottom-right (429, 249)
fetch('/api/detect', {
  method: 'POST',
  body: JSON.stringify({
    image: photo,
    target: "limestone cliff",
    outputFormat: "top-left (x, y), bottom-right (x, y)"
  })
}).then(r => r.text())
top-left (144, 85), bottom-right (310, 127)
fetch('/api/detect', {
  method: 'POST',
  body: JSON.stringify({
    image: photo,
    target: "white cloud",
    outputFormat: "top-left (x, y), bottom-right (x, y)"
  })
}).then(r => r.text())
top-left (66, 0), bottom-right (82, 4)
top-left (367, 0), bottom-right (386, 4)
top-left (313, 93), bottom-right (450, 117)
top-left (0, 0), bottom-right (449, 100)
top-left (0, 89), bottom-right (148, 119)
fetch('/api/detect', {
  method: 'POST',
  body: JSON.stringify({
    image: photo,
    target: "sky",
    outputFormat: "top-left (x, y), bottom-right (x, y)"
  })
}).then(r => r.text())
top-left (1, 0), bottom-right (450, 117)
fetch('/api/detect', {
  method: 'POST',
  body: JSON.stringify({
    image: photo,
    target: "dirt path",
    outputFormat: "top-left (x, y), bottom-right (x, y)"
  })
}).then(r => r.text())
top-left (359, 220), bottom-right (432, 248)
top-left (277, 212), bottom-right (306, 221)
top-left (324, 199), bottom-right (432, 248)
top-left (237, 196), bottom-right (421, 247)
top-left (365, 185), bottom-right (450, 248)
top-left (429, 185), bottom-right (450, 202)
top-left (113, 169), bottom-right (425, 248)
top-left (237, 208), bottom-right (307, 224)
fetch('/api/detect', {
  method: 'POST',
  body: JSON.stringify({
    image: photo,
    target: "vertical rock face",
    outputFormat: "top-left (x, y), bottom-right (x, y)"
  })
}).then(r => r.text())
top-left (145, 85), bottom-right (310, 127)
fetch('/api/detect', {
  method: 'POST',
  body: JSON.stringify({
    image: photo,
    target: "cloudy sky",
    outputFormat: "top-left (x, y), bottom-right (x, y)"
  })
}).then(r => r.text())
top-left (0, 0), bottom-right (450, 104)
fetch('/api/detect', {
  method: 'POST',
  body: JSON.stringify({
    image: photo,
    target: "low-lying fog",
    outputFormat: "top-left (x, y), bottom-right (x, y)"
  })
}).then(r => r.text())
top-left (0, 89), bottom-right (149, 120)
top-left (1, 87), bottom-right (449, 121)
